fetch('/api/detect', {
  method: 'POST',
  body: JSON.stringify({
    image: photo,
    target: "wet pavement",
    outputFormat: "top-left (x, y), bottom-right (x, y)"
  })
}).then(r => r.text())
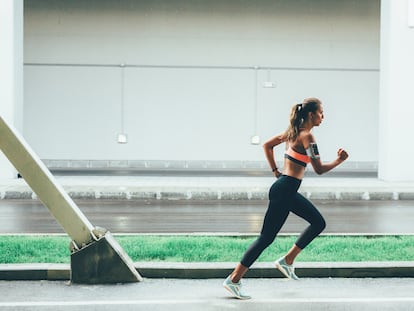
top-left (0, 199), bottom-right (413, 235)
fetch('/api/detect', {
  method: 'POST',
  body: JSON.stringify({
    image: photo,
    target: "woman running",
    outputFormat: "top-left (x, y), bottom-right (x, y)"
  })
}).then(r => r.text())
top-left (223, 97), bottom-right (349, 299)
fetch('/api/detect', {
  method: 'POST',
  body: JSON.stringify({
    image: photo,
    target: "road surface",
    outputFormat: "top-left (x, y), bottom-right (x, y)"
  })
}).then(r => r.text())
top-left (0, 199), bottom-right (413, 234)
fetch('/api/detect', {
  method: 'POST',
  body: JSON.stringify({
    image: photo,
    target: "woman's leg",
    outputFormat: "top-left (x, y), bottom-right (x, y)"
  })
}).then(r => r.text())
top-left (230, 263), bottom-right (249, 283)
top-left (239, 198), bottom-right (290, 268)
top-left (229, 202), bottom-right (289, 283)
top-left (285, 193), bottom-right (326, 264)
top-left (232, 177), bottom-right (294, 278)
top-left (284, 244), bottom-right (302, 265)
top-left (226, 176), bottom-right (301, 293)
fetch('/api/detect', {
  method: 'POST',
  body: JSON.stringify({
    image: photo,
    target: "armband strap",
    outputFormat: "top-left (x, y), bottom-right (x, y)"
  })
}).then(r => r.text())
top-left (306, 143), bottom-right (320, 160)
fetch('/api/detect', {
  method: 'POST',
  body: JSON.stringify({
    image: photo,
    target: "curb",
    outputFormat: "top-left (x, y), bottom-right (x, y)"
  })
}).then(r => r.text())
top-left (2, 175), bottom-right (414, 201)
top-left (1, 189), bottom-right (414, 201)
top-left (1, 262), bottom-right (414, 281)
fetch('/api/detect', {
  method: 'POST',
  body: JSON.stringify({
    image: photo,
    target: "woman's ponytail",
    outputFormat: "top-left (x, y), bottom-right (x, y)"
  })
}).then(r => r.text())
top-left (285, 98), bottom-right (321, 141)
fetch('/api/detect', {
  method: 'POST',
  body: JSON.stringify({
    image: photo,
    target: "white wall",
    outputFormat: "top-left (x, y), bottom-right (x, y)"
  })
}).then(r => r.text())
top-left (378, 0), bottom-right (414, 181)
top-left (24, 0), bottom-right (380, 166)
top-left (0, 0), bottom-right (23, 179)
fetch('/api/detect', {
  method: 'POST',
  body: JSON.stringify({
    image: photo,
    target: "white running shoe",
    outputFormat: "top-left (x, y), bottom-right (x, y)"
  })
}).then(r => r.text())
top-left (223, 275), bottom-right (251, 300)
top-left (275, 257), bottom-right (300, 280)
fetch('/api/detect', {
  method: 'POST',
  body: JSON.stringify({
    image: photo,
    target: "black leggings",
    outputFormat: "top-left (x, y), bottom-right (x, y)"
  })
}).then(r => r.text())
top-left (240, 175), bottom-right (326, 268)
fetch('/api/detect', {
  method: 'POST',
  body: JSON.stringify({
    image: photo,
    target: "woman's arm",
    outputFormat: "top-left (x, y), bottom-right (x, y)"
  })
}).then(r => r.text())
top-left (310, 148), bottom-right (348, 175)
top-left (303, 133), bottom-right (348, 175)
top-left (263, 133), bottom-right (287, 177)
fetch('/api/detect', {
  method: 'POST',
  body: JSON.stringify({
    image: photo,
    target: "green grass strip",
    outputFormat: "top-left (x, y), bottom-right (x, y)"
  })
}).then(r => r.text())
top-left (0, 235), bottom-right (413, 264)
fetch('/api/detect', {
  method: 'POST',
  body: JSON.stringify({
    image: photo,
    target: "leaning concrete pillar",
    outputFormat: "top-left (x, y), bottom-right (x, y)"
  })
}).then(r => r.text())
top-left (0, 116), bottom-right (142, 283)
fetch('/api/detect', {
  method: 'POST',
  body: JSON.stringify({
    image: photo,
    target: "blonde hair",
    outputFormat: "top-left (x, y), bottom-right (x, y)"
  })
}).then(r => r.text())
top-left (285, 97), bottom-right (321, 141)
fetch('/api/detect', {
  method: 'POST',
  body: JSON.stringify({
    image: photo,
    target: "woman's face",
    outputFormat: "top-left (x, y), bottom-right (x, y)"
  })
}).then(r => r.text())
top-left (312, 104), bottom-right (324, 126)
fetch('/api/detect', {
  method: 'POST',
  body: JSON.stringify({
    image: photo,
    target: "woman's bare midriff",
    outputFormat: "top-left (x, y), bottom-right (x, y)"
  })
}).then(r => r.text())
top-left (283, 159), bottom-right (306, 180)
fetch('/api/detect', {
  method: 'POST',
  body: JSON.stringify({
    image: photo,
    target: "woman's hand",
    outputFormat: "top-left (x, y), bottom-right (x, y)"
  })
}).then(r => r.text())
top-left (337, 148), bottom-right (349, 162)
top-left (274, 168), bottom-right (282, 178)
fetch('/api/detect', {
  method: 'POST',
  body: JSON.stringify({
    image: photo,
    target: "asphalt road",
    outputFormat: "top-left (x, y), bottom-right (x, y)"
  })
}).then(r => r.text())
top-left (0, 199), bottom-right (413, 234)
top-left (0, 278), bottom-right (413, 311)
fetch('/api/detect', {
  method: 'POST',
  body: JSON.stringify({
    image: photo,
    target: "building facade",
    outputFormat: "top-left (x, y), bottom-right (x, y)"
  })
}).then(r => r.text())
top-left (1, 0), bottom-right (414, 180)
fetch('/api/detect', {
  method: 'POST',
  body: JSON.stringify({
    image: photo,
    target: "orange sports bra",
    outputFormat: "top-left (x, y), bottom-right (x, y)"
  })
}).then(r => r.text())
top-left (284, 146), bottom-right (310, 167)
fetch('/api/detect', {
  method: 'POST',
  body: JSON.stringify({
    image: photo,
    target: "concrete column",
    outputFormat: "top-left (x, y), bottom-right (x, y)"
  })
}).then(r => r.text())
top-left (0, 0), bottom-right (23, 179)
top-left (378, 0), bottom-right (414, 181)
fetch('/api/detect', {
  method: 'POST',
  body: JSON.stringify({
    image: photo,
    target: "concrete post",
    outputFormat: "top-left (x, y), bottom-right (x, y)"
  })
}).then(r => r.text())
top-left (0, 116), bottom-right (142, 283)
top-left (0, 0), bottom-right (23, 179)
top-left (379, 0), bottom-right (414, 181)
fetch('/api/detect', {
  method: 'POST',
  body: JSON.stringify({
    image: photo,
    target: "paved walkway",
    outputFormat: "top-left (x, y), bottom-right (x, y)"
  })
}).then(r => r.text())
top-left (1, 174), bottom-right (414, 200)
top-left (1, 278), bottom-right (414, 310)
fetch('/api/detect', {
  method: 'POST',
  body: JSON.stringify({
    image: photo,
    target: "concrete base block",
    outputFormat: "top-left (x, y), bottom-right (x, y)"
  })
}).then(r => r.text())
top-left (71, 232), bottom-right (143, 284)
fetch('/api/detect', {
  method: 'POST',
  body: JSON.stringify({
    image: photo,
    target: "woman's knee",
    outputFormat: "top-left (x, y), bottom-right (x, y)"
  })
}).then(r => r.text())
top-left (258, 234), bottom-right (276, 248)
top-left (316, 217), bottom-right (326, 233)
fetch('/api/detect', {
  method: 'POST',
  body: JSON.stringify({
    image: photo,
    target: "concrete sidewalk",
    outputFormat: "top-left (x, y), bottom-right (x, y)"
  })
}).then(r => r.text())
top-left (1, 261), bottom-right (414, 281)
top-left (1, 174), bottom-right (414, 200)
top-left (2, 278), bottom-right (413, 310)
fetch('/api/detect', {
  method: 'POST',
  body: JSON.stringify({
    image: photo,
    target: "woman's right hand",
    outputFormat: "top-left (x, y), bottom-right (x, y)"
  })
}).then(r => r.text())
top-left (337, 148), bottom-right (349, 162)
top-left (274, 168), bottom-right (282, 178)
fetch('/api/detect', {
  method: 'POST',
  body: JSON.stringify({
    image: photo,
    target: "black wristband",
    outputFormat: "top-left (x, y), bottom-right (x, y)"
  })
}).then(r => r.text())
top-left (272, 168), bottom-right (278, 172)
